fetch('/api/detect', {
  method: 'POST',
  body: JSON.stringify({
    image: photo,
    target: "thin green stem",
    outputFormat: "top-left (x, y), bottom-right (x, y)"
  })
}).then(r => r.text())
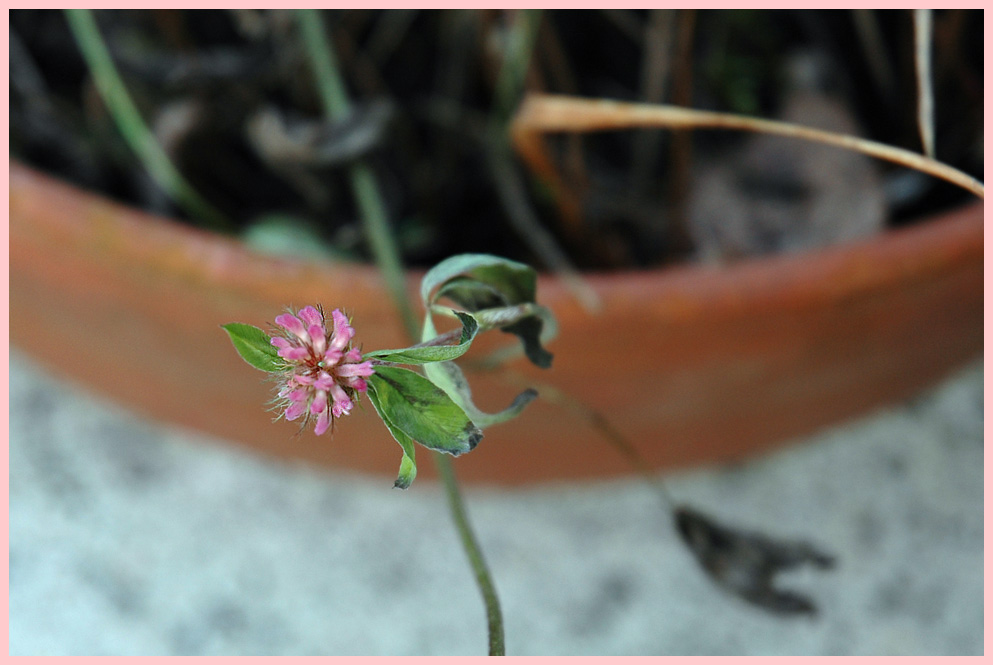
top-left (485, 10), bottom-right (600, 312)
top-left (435, 452), bottom-right (505, 656)
top-left (296, 9), bottom-right (505, 655)
top-left (63, 9), bottom-right (230, 231)
top-left (490, 9), bottom-right (544, 137)
top-left (295, 8), bottom-right (417, 339)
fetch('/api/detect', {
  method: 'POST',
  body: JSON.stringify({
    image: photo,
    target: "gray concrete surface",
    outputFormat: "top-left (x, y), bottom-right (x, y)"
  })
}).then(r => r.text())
top-left (9, 349), bottom-right (984, 655)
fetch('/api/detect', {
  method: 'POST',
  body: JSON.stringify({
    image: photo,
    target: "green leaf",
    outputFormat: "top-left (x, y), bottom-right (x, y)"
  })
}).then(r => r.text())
top-left (221, 323), bottom-right (286, 372)
top-left (420, 253), bottom-right (537, 308)
top-left (363, 312), bottom-right (478, 365)
top-left (242, 214), bottom-right (356, 262)
top-left (366, 384), bottom-right (418, 489)
top-left (434, 277), bottom-right (508, 312)
top-left (469, 303), bottom-right (556, 369)
top-left (424, 360), bottom-right (538, 429)
top-left (501, 316), bottom-right (553, 369)
top-left (419, 254), bottom-right (554, 369)
top-left (367, 366), bottom-right (483, 456)
top-left (470, 303), bottom-right (552, 331)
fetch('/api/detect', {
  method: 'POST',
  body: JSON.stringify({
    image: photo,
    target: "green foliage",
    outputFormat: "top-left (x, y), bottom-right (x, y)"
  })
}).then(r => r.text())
top-left (221, 254), bottom-right (556, 491)
top-left (367, 254), bottom-right (557, 488)
top-left (363, 312), bottom-right (478, 365)
top-left (424, 359), bottom-right (538, 429)
top-left (420, 253), bottom-right (537, 308)
top-left (221, 323), bottom-right (285, 373)
top-left (421, 253), bottom-right (554, 369)
top-left (367, 366), bottom-right (482, 457)
top-left (366, 386), bottom-right (418, 489)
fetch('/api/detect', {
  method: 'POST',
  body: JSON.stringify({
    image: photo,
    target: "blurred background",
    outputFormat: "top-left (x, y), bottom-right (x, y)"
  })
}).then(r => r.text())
top-left (8, 9), bottom-right (984, 655)
top-left (9, 350), bottom-right (984, 655)
top-left (10, 9), bottom-right (983, 265)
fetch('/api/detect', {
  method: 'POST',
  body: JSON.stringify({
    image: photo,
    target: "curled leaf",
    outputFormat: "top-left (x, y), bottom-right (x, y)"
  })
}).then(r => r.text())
top-left (674, 505), bottom-right (835, 616)
top-left (498, 316), bottom-right (552, 368)
top-left (420, 254), bottom-right (554, 369)
top-left (424, 360), bottom-right (538, 429)
top-left (434, 277), bottom-right (507, 312)
top-left (420, 253), bottom-right (537, 308)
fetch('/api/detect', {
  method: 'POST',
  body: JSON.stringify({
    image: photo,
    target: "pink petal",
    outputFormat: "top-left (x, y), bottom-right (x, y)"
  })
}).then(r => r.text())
top-left (314, 371), bottom-right (335, 392)
top-left (308, 324), bottom-right (327, 355)
top-left (310, 390), bottom-right (328, 415)
top-left (329, 309), bottom-right (354, 352)
top-left (344, 348), bottom-right (362, 363)
top-left (278, 347), bottom-right (309, 361)
top-left (298, 306), bottom-right (324, 328)
top-left (348, 377), bottom-right (368, 393)
top-left (313, 411), bottom-right (332, 436)
top-left (275, 313), bottom-right (309, 342)
top-left (271, 337), bottom-right (291, 350)
top-left (337, 361), bottom-right (374, 378)
top-left (293, 374), bottom-right (315, 385)
top-left (331, 384), bottom-right (353, 415)
top-left (284, 401), bottom-right (307, 421)
top-left (324, 348), bottom-right (343, 365)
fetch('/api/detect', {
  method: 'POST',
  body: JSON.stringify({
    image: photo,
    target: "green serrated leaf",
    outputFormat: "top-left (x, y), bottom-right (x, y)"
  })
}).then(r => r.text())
top-left (221, 323), bottom-right (286, 372)
top-left (366, 384), bottom-right (418, 489)
top-left (363, 312), bottom-right (478, 365)
top-left (424, 360), bottom-right (538, 429)
top-left (367, 366), bottom-right (482, 456)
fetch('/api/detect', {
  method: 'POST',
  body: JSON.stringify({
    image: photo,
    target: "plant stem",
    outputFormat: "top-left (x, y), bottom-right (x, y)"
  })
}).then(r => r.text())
top-left (490, 9), bottom-right (544, 136)
top-left (63, 9), bottom-right (230, 231)
top-left (487, 9), bottom-right (600, 312)
top-left (913, 9), bottom-right (935, 159)
top-left (512, 94), bottom-right (984, 199)
top-left (295, 8), bottom-right (417, 339)
top-left (435, 452), bottom-right (505, 656)
top-left (296, 10), bottom-right (506, 655)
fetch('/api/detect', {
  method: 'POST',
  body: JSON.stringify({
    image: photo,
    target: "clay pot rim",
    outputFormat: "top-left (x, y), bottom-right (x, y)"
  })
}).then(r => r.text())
top-left (11, 158), bottom-right (983, 320)
top-left (9, 158), bottom-right (983, 483)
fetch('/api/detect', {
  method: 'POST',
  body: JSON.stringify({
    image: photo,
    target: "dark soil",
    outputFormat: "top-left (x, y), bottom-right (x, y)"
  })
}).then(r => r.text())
top-left (10, 9), bottom-right (983, 270)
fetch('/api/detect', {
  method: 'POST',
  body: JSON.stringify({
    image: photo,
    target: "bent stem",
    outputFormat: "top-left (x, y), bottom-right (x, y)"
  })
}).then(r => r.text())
top-left (296, 9), bottom-right (506, 654)
top-left (487, 366), bottom-right (677, 510)
top-left (512, 93), bottom-right (984, 200)
top-left (436, 452), bottom-right (505, 656)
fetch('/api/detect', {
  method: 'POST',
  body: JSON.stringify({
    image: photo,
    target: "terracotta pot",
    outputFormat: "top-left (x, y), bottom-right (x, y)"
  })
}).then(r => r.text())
top-left (10, 159), bottom-right (983, 484)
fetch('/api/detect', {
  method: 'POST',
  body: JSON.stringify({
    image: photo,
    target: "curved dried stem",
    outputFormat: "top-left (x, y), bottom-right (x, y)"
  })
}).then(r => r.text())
top-left (914, 9), bottom-right (936, 159)
top-left (511, 94), bottom-right (984, 209)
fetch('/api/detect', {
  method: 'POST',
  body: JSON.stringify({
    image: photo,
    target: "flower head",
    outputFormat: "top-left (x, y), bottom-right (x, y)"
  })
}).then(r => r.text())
top-left (269, 305), bottom-right (375, 436)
